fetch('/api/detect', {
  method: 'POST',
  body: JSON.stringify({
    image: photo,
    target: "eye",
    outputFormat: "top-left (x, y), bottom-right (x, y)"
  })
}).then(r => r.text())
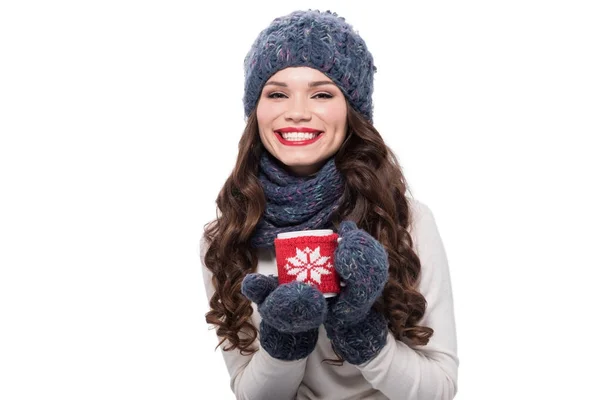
top-left (312, 92), bottom-right (333, 99)
top-left (267, 92), bottom-right (287, 99)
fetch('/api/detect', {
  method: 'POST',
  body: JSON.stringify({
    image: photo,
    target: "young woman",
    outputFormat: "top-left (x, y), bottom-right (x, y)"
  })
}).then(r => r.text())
top-left (201, 10), bottom-right (458, 400)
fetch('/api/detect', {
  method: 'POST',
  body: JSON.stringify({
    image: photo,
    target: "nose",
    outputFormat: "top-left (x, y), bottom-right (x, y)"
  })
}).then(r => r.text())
top-left (284, 96), bottom-right (311, 122)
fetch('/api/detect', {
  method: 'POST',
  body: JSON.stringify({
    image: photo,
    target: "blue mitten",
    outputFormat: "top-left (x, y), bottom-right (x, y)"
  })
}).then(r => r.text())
top-left (242, 273), bottom-right (327, 361)
top-left (325, 221), bottom-right (389, 364)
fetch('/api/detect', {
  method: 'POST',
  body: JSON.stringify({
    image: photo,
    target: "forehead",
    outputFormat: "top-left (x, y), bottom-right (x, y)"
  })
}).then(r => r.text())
top-left (266, 67), bottom-right (334, 85)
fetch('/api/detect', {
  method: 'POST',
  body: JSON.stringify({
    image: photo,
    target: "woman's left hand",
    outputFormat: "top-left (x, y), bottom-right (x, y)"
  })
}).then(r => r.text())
top-left (329, 221), bottom-right (388, 324)
top-left (324, 220), bottom-right (390, 364)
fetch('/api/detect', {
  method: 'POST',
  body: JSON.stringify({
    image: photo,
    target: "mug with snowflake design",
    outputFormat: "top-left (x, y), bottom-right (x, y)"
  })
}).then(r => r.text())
top-left (274, 229), bottom-right (341, 297)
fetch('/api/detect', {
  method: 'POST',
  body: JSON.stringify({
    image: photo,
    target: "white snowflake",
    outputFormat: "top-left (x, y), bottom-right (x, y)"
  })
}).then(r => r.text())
top-left (284, 246), bottom-right (333, 285)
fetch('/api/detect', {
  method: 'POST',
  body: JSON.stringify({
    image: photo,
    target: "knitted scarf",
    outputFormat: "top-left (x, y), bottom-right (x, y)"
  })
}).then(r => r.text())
top-left (250, 152), bottom-right (345, 248)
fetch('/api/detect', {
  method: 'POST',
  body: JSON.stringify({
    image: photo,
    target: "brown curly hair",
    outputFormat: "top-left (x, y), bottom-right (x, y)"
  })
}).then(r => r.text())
top-left (203, 101), bottom-right (433, 357)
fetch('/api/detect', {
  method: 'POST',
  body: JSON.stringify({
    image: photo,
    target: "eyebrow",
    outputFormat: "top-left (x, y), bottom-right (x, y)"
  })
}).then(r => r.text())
top-left (264, 80), bottom-right (336, 88)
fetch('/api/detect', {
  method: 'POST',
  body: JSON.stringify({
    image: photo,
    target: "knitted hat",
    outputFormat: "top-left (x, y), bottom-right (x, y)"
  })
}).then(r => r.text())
top-left (243, 10), bottom-right (377, 122)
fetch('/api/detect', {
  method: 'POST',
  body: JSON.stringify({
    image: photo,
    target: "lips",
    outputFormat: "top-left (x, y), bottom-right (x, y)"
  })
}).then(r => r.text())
top-left (274, 127), bottom-right (324, 146)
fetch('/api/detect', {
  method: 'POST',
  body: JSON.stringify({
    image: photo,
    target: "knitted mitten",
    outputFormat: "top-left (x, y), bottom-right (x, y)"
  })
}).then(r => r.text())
top-left (325, 221), bottom-right (389, 364)
top-left (242, 273), bottom-right (327, 361)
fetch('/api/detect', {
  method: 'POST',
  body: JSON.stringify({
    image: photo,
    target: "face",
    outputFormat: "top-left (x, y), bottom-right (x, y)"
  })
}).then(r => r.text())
top-left (256, 67), bottom-right (348, 176)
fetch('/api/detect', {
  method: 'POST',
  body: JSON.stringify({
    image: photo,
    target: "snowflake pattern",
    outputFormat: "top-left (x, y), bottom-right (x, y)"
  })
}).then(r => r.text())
top-left (284, 246), bottom-right (333, 285)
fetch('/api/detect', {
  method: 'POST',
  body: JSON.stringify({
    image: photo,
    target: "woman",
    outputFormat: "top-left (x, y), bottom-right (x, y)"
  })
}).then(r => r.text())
top-left (201, 9), bottom-right (458, 400)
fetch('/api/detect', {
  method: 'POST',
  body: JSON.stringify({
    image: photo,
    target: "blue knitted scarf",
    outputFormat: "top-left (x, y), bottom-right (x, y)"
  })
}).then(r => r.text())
top-left (250, 152), bottom-right (345, 248)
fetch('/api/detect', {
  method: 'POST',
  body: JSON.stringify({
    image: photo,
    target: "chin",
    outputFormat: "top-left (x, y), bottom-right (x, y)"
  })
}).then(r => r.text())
top-left (278, 153), bottom-right (321, 166)
top-left (278, 155), bottom-right (327, 175)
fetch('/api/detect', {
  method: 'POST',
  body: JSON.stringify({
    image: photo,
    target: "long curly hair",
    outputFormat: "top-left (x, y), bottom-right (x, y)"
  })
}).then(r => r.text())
top-left (203, 102), bottom-right (433, 357)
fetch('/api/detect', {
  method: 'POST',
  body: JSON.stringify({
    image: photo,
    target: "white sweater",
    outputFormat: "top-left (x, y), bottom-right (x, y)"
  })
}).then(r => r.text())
top-left (200, 198), bottom-right (459, 400)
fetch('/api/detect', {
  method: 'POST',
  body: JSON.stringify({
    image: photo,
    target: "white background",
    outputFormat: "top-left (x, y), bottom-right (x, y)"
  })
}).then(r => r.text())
top-left (1, 0), bottom-right (599, 399)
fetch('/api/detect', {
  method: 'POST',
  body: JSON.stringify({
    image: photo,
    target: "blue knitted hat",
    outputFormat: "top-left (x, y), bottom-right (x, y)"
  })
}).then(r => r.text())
top-left (243, 10), bottom-right (377, 121)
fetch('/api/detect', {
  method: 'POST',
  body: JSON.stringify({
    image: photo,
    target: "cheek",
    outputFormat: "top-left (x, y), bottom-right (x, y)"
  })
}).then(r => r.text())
top-left (315, 102), bottom-right (347, 129)
top-left (256, 103), bottom-right (267, 127)
top-left (256, 101), bottom-right (280, 132)
top-left (256, 107), bottom-right (270, 138)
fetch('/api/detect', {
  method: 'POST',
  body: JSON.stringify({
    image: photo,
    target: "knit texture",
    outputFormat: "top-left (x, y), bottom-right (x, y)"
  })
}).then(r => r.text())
top-left (242, 274), bottom-right (327, 361)
top-left (243, 9), bottom-right (377, 121)
top-left (250, 152), bottom-right (344, 248)
top-left (326, 306), bottom-right (388, 365)
top-left (325, 221), bottom-right (390, 364)
top-left (274, 234), bottom-right (341, 295)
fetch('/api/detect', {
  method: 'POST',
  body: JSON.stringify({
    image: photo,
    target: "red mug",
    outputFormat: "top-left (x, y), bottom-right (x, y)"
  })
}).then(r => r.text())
top-left (274, 229), bottom-right (341, 297)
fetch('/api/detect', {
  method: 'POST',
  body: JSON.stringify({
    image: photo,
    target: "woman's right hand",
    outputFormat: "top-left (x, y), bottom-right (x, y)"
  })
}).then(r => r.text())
top-left (242, 273), bottom-right (327, 361)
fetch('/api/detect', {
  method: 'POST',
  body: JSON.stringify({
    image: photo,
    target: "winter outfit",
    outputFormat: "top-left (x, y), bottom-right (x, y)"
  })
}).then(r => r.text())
top-left (243, 9), bottom-right (386, 366)
top-left (243, 152), bottom-right (389, 365)
top-left (201, 9), bottom-right (458, 400)
top-left (200, 197), bottom-right (459, 399)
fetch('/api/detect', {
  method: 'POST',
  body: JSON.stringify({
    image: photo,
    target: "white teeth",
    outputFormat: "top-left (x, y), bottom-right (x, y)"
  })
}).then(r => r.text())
top-left (280, 132), bottom-right (319, 141)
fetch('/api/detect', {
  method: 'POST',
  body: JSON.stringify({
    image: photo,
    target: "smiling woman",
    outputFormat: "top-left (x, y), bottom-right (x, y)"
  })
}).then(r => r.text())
top-left (200, 9), bottom-right (458, 400)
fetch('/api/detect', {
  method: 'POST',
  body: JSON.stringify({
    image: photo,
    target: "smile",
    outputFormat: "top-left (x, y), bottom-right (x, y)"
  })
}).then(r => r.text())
top-left (274, 130), bottom-right (324, 146)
